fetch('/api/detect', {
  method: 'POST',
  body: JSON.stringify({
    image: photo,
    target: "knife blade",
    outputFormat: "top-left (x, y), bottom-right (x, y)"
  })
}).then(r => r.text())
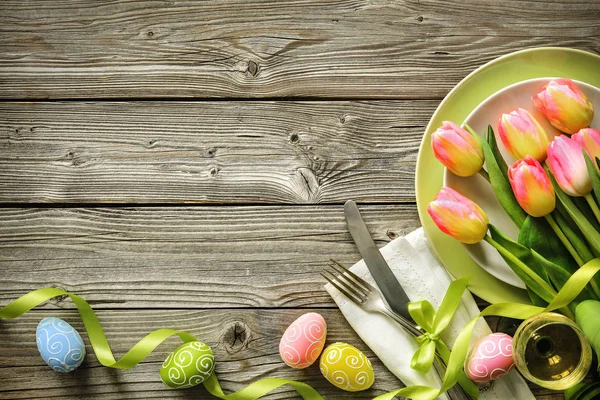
top-left (344, 200), bottom-right (414, 322)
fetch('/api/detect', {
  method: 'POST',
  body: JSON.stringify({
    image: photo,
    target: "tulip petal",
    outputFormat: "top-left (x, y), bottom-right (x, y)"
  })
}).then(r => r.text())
top-left (498, 108), bottom-right (549, 161)
top-left (533, 79), bottom-right (594, 134)
top-left (508, 156), bottom-right (555, 217)
top-left (431, 121), bottom-right (484, 177)
top-left (427, 187), bottom-right (489, 244)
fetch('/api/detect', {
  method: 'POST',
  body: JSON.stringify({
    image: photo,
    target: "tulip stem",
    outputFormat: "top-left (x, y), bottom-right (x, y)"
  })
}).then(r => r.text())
top-left (484, 235), bottom-right (557, 298)
top-left (545, 214), bottom-right (584, 266)
top-left (478, 169), bottom-right (490, 182)
top-left (584, 193), bottom-right (600, 225)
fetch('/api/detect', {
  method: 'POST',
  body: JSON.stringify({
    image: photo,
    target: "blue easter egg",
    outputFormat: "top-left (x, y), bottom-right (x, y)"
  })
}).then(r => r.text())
top-left (36, 317), bottom-right (86, 372)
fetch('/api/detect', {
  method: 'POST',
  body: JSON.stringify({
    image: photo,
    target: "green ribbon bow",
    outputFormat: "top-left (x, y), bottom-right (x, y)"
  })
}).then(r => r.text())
top-left (408, 276), bottom-right (470, 374)
top-left (2, 259), bottom-right (600, 400)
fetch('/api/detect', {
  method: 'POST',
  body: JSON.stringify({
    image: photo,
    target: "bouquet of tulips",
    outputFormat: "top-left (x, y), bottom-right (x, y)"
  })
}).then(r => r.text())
top-left (428, 78), bottom-right (600, 392)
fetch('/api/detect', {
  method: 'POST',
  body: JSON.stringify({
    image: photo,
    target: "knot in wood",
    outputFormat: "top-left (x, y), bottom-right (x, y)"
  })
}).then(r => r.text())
top-left (209, 165), bottom-right (220, 177)
top-left (288, 132), bottom-right (300, 143)
top-left (386, 229), bottom-right (398, 240)
top-left (207, 147), bottom-right (217, 157)
top-left (294, 167), bottom-right (321, 203)
top-left (223, 321), bottom-right (249, 353)
top-left (51, 286), bottom-right (69, 306)
top-left (246, 60), bottom-right (260, 77)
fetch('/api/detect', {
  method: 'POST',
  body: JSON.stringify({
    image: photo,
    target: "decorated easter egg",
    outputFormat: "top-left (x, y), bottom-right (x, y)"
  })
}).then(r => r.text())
top-left (279, 312), bottom-right (327, 368)
top-left (160, 341), bottom-right (215, 389)
top-left (319, 342), bottom-right (374, 392)
top-left (465, 333), bottom-right (515, 382)
top-left (36, 317), bottom-right (86, 373)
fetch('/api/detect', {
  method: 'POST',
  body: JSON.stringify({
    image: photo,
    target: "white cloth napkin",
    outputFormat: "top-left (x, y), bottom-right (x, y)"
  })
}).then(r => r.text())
top-left (325, 228), bottom-right (535, 400)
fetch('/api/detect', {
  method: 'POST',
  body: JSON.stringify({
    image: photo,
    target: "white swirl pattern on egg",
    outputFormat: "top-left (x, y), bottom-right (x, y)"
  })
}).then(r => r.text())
top-left (466, 333), bottom-right (514, 381)
top-left (279, 313), bottom-right (327, 368)
top-left (319, 343), bottom-right (374, 392)
top-left (36, 317), bottom-right (86, 373)
top-left (162, 342), bottom-right (215, 389)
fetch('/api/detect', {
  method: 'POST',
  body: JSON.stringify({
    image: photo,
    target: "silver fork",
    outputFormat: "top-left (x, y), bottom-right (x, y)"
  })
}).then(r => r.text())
top-left (322, 260), bottom-right (474, 400)
top-left (322, 259), bottom-right (423, 336)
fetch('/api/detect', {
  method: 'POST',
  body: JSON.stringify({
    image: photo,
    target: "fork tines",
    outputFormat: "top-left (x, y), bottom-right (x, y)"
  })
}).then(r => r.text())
top-left (321, 259), bottom-right (371, 303)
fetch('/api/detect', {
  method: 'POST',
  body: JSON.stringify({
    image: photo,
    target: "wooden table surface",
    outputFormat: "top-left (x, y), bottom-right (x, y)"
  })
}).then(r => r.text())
top-left (1, 1), bottom-right (598, 399)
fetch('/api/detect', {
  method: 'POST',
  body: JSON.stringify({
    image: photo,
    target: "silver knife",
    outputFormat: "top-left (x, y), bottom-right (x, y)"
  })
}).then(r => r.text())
top-left (344, 200), bottom-right (473, 400)
top-left (344, 200), bottom-right (414, 322)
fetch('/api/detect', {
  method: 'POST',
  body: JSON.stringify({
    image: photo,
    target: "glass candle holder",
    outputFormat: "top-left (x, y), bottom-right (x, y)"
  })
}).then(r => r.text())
top-left (512, 312), bottom-right (592, 390)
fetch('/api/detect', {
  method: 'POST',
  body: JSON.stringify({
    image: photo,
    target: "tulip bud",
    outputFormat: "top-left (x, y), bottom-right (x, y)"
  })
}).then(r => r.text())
top-left (547, 135), bottom-right (592, 197)
top-left (508, 156), bottom-right (555, 217)
top-left (572, 128), bottom-right (600, 166)
top-left (431, 121), bottom-right (484, 177)
top-left (497, 108), bottom-right (550, 161)
top-left (427, 187), bottom-right (489, 244)
top-left (532, 78), bottom-right (594, 134)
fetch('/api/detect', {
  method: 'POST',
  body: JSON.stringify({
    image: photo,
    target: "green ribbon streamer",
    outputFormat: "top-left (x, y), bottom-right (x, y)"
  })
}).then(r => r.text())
top-left (0, 288), bottom-right (324, 399)
top-left (2, 258), bottom-right (600, 400)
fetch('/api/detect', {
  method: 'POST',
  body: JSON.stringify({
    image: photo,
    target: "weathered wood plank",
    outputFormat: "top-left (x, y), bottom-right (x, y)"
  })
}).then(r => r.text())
top-left (0, 309), bottom-right (403, 399)
top-left (0, 101), bottom-right (431, 204)
top-left (0, 205), bottom-right (421, 309)
top-left (0, 309), bottom-right (551, 399)
top-left (0, 0), bottom-right (597, 99)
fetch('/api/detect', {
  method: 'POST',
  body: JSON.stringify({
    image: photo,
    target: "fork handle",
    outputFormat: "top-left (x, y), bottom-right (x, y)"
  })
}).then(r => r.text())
top-left (380, 303), bottom-right (423, 337)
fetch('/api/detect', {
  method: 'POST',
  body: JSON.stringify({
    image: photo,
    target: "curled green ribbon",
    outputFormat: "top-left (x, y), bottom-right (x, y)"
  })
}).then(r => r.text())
top-left (2, 258), bottom-right (600, 400)
top-left (0, 288), bottom-right (324, 400)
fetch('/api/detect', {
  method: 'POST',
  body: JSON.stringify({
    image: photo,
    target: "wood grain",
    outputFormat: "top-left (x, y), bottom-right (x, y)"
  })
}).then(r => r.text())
top-left (0, 309), bottom-right (551, 399)
top-left (0, 205), bottom-right (421, 309)
top-left (0, 101), bottom-right (432, 204)
top-left (0, 309), bottom-right (403, 399)
top-left (0, 0), bottom-right (597, 99)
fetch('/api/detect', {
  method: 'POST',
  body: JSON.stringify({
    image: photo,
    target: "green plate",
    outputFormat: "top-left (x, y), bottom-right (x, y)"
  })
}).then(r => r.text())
top-left (416, 47), bottom-right (600, 304)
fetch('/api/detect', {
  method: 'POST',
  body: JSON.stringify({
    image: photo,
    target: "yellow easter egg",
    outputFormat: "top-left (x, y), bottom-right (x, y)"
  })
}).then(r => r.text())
top-left (319, 342), bottom-right (374, 392)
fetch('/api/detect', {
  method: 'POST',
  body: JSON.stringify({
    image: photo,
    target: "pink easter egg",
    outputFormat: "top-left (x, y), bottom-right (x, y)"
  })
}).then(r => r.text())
top-left (465, 333), bottom-right (515, 382)
top-left (279, 312), bottom-right (327, 369)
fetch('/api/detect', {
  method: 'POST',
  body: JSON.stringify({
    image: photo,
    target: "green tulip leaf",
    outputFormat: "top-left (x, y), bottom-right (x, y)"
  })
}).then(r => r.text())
top-left (488, 225), bottom-right (552, 305)
top-left (565, 381), bottom-right (600, 400)
top-left (486, 125), bottom-right (509, 182)
top-left (575, 300), bottom-right (600, 371)
top-left (547, 168), bottom-right (600, 257)
top-left (573, 196), bottom-right (600, 232)
top-left (476, 127), bottom-right (526, 228)
top-left (584, 151), bottom-right (600, 200)
top-left (553, 206), bottom-right (595, 263)
top-left (531, 249), bottom-right (595, 303)
top-left (518, 215), bottom-right (578, 273)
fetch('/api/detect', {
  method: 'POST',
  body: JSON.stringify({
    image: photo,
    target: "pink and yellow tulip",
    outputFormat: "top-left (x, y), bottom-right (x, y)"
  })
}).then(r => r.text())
top-left (497, 108), bottom-right (549, 161)
top-left (508, 156), bottom-right (555, 217)
top-left (532, 78), bottom-right (594, 134)
top-left (427, 187), bottom-right (489, 244)
top-left (547, 135), bottom-right (592, 197)
top-left (431, 121), bottom-right (484, 177)
top-left (572, 128), bottom-right (600, 164)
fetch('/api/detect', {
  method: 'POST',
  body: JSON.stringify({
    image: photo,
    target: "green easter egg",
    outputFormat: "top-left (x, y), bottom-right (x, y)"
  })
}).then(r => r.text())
top-left (160, 341), bottom-right (215, 389)
top-left (575, 300), bottom-right (600, 365)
